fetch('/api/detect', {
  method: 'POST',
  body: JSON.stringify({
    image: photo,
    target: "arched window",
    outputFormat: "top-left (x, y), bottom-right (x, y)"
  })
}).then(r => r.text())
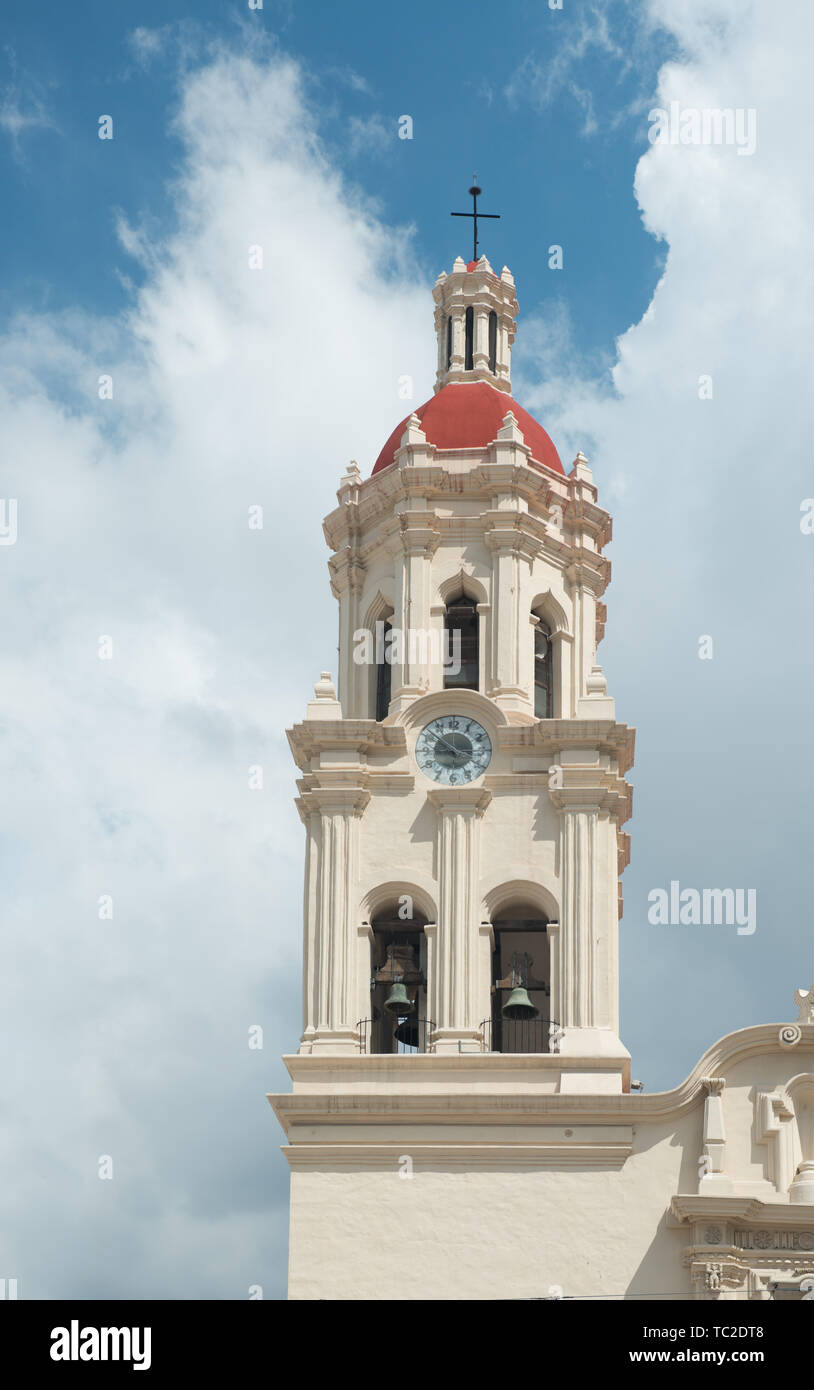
top-left (444, 595), bottom-right (479, 690)
top-left (488, 310), bottom-right (497, 374)
top-left (445, 315), bottom-right (452, 370)
top-left (489, 910), bottom-right (550, 1054)
top-left (464, 306), bottom-right (474, 371)
top-left (533, 618), bottom-right (553, 718)
top-left (375, 619), bottom-right (392, 721)
top-left (365, 908), bottom-right (429, 1054)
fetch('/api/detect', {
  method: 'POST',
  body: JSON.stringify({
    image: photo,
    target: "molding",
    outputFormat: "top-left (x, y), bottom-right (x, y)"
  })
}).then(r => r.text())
top-left (287, 719), bottom-right (408, 770)
top-left (395, 687), bottom-right (510, 733)
top-left (270, 1024), bottom-right (814, 1125)
top-left (671, 1193), bottom-right (814, 1230)
top-left (281, 1135), bottom-right (633, 1170)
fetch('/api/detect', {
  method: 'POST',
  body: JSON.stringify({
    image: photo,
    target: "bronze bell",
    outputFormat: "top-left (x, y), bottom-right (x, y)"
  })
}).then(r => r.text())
top-left (502, 985), bottom-right (539, 1020)
top-left (394, 1015), bottom-right (420, 1048)
top-left (384, 981), bottom-right (414, 1015)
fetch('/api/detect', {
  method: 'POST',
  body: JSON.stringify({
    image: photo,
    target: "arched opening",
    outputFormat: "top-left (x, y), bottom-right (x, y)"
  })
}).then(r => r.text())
top-left (488, 904), bottom-right (551, 1053)
top-left (365, 906), bottom-right (430, 1054)
top-left (464, 305), bottom-right (474, 371)
top-left (488, 310), bottom-right (497, 374)
top-left (533, 614), bottom-right (553, 718)
top-left (445, 315), bottom-right (452, 370)
top-left (444, 594), bottom-right (479, 690)
top-left (375, 617), bottom-right (392, 721)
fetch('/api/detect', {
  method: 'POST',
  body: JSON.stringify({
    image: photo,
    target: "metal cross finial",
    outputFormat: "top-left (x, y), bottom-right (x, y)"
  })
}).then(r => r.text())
top-left (450, 176), bottom-right (500, 263)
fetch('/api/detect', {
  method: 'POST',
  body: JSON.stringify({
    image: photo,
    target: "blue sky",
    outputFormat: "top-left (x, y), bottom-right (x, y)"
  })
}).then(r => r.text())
top-left (3, 0), bottom-right (814, 1299)
top-left (1, 0), bottom-right (670, 359)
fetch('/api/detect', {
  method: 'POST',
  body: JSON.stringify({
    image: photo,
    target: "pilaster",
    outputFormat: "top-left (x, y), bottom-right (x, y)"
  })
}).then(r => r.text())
top-left (427, 787), bottom-right (491, 1052)
top-left (389, 513), bottom-right (440, 714)
top-left (699, 1078), bottom-right (733, 1194)
top-left (297, 784), bottom-right (370, 1055)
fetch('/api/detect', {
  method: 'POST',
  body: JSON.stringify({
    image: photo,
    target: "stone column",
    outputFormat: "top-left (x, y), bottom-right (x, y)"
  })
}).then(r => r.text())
top-left (330, 553), bottom-right (365, 719)
top-left (473, 306), bottom-right (489, 372)
top-left (496, 315), bottom-right (511, 387)
top-left (298, 785), bottom-right (369, 1054)
top-left (485, 523), bottom-right (535, 715)
top-left (428, 787), bottom-right (491, 1053)
top-left (389, 515), bottom-right (439, 713)
top-left (450, 309), bottom-right (465, 372)
top-left (557, 800), bottom-right (599, 1028)
top-left (356, 923), bottom-right (374, 1051)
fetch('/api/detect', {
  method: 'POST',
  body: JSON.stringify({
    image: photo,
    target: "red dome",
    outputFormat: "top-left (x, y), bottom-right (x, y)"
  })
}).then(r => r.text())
top-left (372, 381), bottom-right (564, 476)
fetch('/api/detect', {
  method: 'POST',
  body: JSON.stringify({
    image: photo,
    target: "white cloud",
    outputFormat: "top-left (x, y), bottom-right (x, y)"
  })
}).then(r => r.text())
top-left (0, 44), bottom-right (431, 1298)
top-left (0, 85), bottom-right (57, 153)
top-left (518, 0), bottom-right (814, 1081)
top-left (346, 112), bottom-right (392, 157)
top-left (128, 25), bottom-right (170, 67)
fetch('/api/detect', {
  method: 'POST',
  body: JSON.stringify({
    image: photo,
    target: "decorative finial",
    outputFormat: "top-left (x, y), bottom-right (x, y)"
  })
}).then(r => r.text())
top-left (794, 984), bottom-right (814, 1023)
top-left (306, 671), bottom-right (342, 721)
top-left (450, 179), bottom-right (500, 263)
top-left (313, 672), bottom-right (336, 700)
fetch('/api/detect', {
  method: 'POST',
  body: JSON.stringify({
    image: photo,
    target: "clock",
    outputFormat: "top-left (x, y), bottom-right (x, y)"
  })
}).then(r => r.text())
top-left (415, 715), bottom-right (492, 785)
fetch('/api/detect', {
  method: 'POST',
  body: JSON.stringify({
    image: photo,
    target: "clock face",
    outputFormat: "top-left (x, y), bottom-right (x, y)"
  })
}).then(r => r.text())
top-left (416, 715), bottom-right (492, 786)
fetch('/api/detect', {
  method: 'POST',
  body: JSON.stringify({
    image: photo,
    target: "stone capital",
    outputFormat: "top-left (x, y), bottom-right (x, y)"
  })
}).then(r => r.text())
top-left (427, 787), bottom-right (492, 817)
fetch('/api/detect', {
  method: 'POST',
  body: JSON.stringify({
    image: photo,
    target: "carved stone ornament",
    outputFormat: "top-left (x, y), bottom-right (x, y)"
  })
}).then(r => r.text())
top-left (794, 985), bottom-right (814, 1023)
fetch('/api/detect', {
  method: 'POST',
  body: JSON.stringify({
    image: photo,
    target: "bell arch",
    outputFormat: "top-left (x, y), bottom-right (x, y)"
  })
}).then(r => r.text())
top-left (482, 878), bottom-right (559, 923)
top-left (361, 590), bottom-right (396, 721)
top-left (435, 571), bottom-right (489, 694)
top-left (481, 881), bottom-right (556, 1055)
top-left (437, 569), bottom-right (489, 608)
top-left (529, 589), bottom-right (570, 636)
top-left (360, 880), bottom-right (438, 924)
top-left (359, 883), bottom-right (434, 1055)
top-left (530, 589), bottom-right (571, 719)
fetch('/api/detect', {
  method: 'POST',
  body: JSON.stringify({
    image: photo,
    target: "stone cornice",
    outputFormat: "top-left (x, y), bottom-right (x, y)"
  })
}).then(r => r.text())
top-left (323, 460), bottom-right (611, 562)
top-left (495, 719), bottom-right (636, 776)
top-left (296, 785), bottom-right (371, 818)
top-left (397, 512), bottom-right (442, 556)
top-left (269, 1024), bottom-right (814, 1128)
top-left (287, 719), bottom-right (408, 770)
top-left (549, 780), bottom-right (632, 825)
top-left (670, 1194), bottom-right (814, 1228)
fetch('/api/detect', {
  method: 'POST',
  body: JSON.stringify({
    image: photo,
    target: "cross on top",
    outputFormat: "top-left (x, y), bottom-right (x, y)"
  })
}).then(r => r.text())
top-left (450, 176), bottom-right (500, 263)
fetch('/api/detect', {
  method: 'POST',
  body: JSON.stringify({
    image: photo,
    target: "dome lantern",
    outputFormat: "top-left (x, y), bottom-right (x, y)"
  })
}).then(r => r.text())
top-left (432, 256), bottom-right (518, 396)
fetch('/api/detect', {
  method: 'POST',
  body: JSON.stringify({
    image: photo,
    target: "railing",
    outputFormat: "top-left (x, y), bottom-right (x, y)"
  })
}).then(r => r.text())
top-left (356, 1014), bottom-right (559, 1055)
top-left (479, 1013), bottom-right (556, 1054)
top-left (357, 1017), bottom-right (435, 1055)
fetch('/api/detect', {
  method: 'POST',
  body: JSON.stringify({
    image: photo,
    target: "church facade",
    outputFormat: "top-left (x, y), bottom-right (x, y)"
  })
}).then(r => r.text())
top-left (269, 254), bottom-right (814, 1301)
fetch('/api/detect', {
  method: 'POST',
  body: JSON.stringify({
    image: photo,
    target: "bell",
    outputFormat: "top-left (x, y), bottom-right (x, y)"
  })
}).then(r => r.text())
top-left (502, 986), bottom-right (539, 1020)
top-left (394, 1015), bottom-right (419, 1048)
top-left (384, 981), bottom-right (414, 1015)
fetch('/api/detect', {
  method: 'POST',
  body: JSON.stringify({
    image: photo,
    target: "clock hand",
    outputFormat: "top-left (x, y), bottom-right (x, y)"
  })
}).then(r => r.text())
top-left (435, 735), bottom-right (465, 759)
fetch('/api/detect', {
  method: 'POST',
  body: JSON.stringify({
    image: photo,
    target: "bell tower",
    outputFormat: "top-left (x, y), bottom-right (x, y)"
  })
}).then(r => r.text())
top-left (270, 245), bottom-right (635, 1301)
top-left (433, 255), bottom-right (517, 393)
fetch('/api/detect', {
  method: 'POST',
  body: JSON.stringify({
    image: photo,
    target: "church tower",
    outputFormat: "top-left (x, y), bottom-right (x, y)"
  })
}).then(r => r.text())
top-left (270, 249), bottom-right (637, 1301)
